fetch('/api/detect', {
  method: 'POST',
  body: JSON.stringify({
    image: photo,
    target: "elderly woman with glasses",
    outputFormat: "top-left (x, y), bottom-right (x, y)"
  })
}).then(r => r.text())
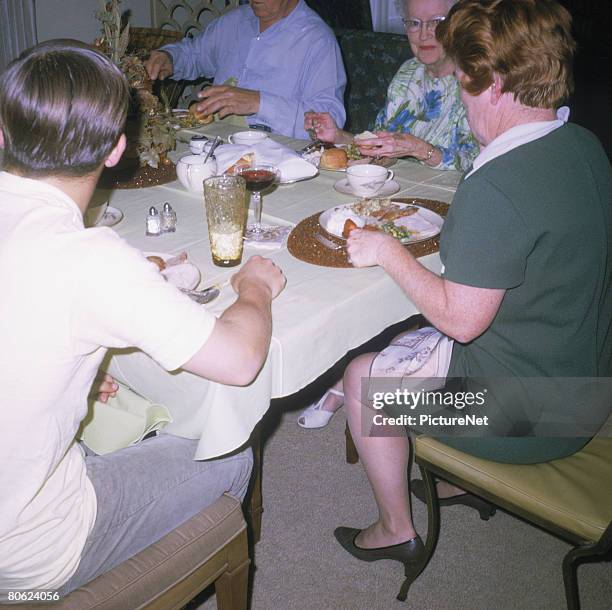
top-left (326, 0), bottom-right (611, 578)
top-left (303, 0), bottom-right (478, 173)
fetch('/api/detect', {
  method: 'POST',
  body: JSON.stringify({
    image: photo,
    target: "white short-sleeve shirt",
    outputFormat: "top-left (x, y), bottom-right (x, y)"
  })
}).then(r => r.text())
top-left (0, 172), bottom-right (216, 593)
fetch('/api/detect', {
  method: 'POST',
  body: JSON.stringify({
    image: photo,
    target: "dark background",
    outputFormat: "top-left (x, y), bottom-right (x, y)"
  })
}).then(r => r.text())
top-left (305, 0), bottom-right (612, 158)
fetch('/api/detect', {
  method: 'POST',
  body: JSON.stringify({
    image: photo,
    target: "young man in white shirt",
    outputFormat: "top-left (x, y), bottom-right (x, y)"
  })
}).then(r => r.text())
top-left (0, 40), bottom-right (285, 598)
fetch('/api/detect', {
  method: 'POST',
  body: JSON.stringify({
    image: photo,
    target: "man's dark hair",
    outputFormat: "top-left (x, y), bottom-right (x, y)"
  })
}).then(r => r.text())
top-left (0, 39), bottom-right (129, 177)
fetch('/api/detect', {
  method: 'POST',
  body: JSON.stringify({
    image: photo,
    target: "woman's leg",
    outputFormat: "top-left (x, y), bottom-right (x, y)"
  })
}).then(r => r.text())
top-left (342, 353), bottom-right (417, 548)
top-left (318, 378), bottom-right (344, 412)
top-left (297, 379), bottom-right (344, 427)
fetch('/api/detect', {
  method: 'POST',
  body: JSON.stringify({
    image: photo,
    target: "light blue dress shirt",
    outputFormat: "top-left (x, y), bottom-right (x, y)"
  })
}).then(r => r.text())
top-left (162, 0), bottom-right (346, 139)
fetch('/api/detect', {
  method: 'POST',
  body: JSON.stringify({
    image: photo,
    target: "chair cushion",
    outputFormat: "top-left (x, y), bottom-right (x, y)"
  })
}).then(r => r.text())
top-left (305, 0), bottom-right (373, 30)
top-left (4, 494), bottom-right (246, 610)
top-left (334, 28), bottom-right (413, 133)
top-left (415, 436), bottom-right (612, 542)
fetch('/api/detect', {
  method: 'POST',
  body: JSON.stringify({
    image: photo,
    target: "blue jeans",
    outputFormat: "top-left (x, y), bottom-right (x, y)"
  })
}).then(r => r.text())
top-left (57, 434), bottom-right (252, 595)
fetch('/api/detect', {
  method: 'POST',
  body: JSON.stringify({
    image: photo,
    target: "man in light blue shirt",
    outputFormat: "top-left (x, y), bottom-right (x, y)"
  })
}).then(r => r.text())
top-left (145, 0), bottom-right (346, 139)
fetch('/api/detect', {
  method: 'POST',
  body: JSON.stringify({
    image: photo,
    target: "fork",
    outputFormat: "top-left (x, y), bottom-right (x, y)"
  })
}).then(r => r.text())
top-left (180, 285), bottom-right (220, 304)
top-left (100, 200), bottom-right (110, 220)
top-left (314, 233), bottom-right (343, 250)
top-left (180, 279), bottom-right (230, 304)
top-left (305, 108), bottom-right (322, 142)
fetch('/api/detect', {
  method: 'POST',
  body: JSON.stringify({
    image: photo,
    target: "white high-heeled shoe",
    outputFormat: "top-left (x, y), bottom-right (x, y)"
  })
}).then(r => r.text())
top-left (297, 388), bottom-right (344, 429)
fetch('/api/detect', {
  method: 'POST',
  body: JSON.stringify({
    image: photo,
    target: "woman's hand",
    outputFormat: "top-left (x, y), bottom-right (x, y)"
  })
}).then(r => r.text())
top-left (303, 111), bottom-right (339, 142)
top-left (346, 229), bottom-right (400, 268)
top-left (356, 131), bottom-right (439, 163)
top-left (91, 373), bottom-right (119, 403)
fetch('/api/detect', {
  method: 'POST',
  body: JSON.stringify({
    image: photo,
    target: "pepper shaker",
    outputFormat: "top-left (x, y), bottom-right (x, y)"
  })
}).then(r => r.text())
top-left (145, 206), bottom-right (161, 236)
top-left (160, 202), bottom-right (177, 233)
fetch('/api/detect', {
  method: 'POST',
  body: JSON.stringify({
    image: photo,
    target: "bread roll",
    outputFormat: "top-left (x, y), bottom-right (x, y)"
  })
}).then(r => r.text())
top-left (342, 219), bottom-right (359, 238)
top-left (146, 255), bottom-right (166, 272)
top-left (188, 103), bottom-right (214, 125)
top-left (320, 147), bottom-right (348, 170)
top-left (354, 130), bottom-right (377, 141)
top-left (225, 153), bottom-right (254, 176)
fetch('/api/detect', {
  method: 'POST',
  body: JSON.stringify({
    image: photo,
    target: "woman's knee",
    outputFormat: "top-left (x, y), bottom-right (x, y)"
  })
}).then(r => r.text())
top-left (343, 353), bottom-right (377, 407)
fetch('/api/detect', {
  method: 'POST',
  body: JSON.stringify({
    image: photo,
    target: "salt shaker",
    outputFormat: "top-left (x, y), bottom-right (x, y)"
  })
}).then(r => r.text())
top-left (145, 206), bottom-right (161, 236)
top-left (161, 202), bottom-right (177, 233)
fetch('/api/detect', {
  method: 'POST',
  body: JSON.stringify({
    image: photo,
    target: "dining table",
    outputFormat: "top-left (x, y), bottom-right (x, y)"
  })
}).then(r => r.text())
top-left (100, 122), bottom-right (462, 461)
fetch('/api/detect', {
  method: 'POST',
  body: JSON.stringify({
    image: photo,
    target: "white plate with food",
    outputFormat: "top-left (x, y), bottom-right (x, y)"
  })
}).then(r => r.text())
top-left (334, 177), bottom-right (400, 197)
top-left (308, 146), bottom-right (397, 172)
top-left (144, 252), bottom-right (200, 290)
top-left (319, 199), bottom-right (443, 244)
top-left (171, 107), bottom-right (214, 130)
top-left (85, 204), bottom-right (123, 228)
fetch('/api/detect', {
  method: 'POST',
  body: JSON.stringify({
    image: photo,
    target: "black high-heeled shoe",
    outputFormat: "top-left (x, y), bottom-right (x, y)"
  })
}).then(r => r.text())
top-left (411, 479), bottom-right (497, 521)
top-left (334, 526), bottom-right (425, 571)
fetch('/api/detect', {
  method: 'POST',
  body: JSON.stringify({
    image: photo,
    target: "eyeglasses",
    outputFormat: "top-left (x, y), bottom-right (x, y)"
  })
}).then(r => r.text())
top-left (402, 16), bottom-right (446, 33)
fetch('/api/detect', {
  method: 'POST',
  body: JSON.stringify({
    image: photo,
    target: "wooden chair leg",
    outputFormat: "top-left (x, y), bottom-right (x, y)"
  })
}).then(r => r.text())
top-left (215, 530), bottom-right (250, 610)
top-left (345, 421), bottom-right (359, 464)
top-left (245, 425), bottom-right (263, 543)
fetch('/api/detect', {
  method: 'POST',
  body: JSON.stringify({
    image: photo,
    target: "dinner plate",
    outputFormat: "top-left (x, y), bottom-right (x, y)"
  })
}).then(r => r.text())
top-left (170, 108), bottom-right (212, 130)
top-left (319, 200), bottom-right (443, 245)
top-left (144, 252), bottom-right (201, 290)
top-left (279, 170), bottom-right (319, 185)
top-left (85, 205), bottom-right (123, 228)
top-left (334, 178), bottom-right (400, 197)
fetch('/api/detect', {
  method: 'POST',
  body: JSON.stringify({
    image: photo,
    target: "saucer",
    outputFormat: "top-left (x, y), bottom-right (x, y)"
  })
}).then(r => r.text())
top-left (85, 205), bottom-right (123, 228)
top-left (333, 178), bottom-right (400, 197)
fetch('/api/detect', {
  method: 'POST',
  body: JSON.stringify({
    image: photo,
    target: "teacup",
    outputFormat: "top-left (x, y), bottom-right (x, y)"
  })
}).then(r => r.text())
top-left (346, 164), bottom-right (394, 197)
top-left (177, 154), bottom-right (217, 192)
top-left (228, 130), bottom-right (268, 146)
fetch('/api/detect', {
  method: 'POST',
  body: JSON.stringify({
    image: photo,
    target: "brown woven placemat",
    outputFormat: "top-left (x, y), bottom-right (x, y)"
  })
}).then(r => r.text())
top-left (99, 160), bottom-right (177, 189)
top-left (287, 197), bottom-right (449, 268)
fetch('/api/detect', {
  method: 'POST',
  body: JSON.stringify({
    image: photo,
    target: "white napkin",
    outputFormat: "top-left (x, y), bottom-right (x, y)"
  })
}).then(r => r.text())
top-left (399, 210), bottom-right (441, 240)
top-left (371, 327), bottom-right (453, 379)
top-left (244, 224), bottom-right (292, 250)
top-left (214, 140), bottom-right (317, 182)
top-left (214, 143), bottom-right (251, 175)
top-left (77, 382), bottom-right (172, 455)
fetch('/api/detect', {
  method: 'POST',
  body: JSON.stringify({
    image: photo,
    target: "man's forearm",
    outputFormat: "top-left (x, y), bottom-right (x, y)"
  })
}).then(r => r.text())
top-left (182, 282), bottom-right (274, 385)
top-left (161, 32), bottom-right (215, 81)
top-left (219, 282), bottom-right (273, 363)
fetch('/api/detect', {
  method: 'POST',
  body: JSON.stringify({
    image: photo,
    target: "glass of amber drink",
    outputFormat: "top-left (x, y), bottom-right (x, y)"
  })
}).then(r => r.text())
top-left (203, 175), bottom-right (248, 267)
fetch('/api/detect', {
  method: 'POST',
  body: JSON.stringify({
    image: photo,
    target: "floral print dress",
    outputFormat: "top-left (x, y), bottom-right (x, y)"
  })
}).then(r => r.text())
top-left (373, 58), bottom-right (479, 171)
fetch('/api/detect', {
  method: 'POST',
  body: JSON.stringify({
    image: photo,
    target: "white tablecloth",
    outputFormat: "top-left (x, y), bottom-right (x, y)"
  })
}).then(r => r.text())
top-left (103, 124), bottom-right (460, 459)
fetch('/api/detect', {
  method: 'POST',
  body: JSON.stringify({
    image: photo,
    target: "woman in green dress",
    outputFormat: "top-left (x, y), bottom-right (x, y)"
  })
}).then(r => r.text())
top-left (331, 0), bottom-right (611, 575)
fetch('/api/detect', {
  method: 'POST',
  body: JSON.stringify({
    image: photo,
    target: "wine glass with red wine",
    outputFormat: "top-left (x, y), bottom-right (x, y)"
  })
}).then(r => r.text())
top-left (236, 163), bottom-right (280, 239)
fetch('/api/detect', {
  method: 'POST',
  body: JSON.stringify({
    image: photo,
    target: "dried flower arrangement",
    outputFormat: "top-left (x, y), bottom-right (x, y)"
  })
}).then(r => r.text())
top-left (94, 0), bottom-right (176, 171)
